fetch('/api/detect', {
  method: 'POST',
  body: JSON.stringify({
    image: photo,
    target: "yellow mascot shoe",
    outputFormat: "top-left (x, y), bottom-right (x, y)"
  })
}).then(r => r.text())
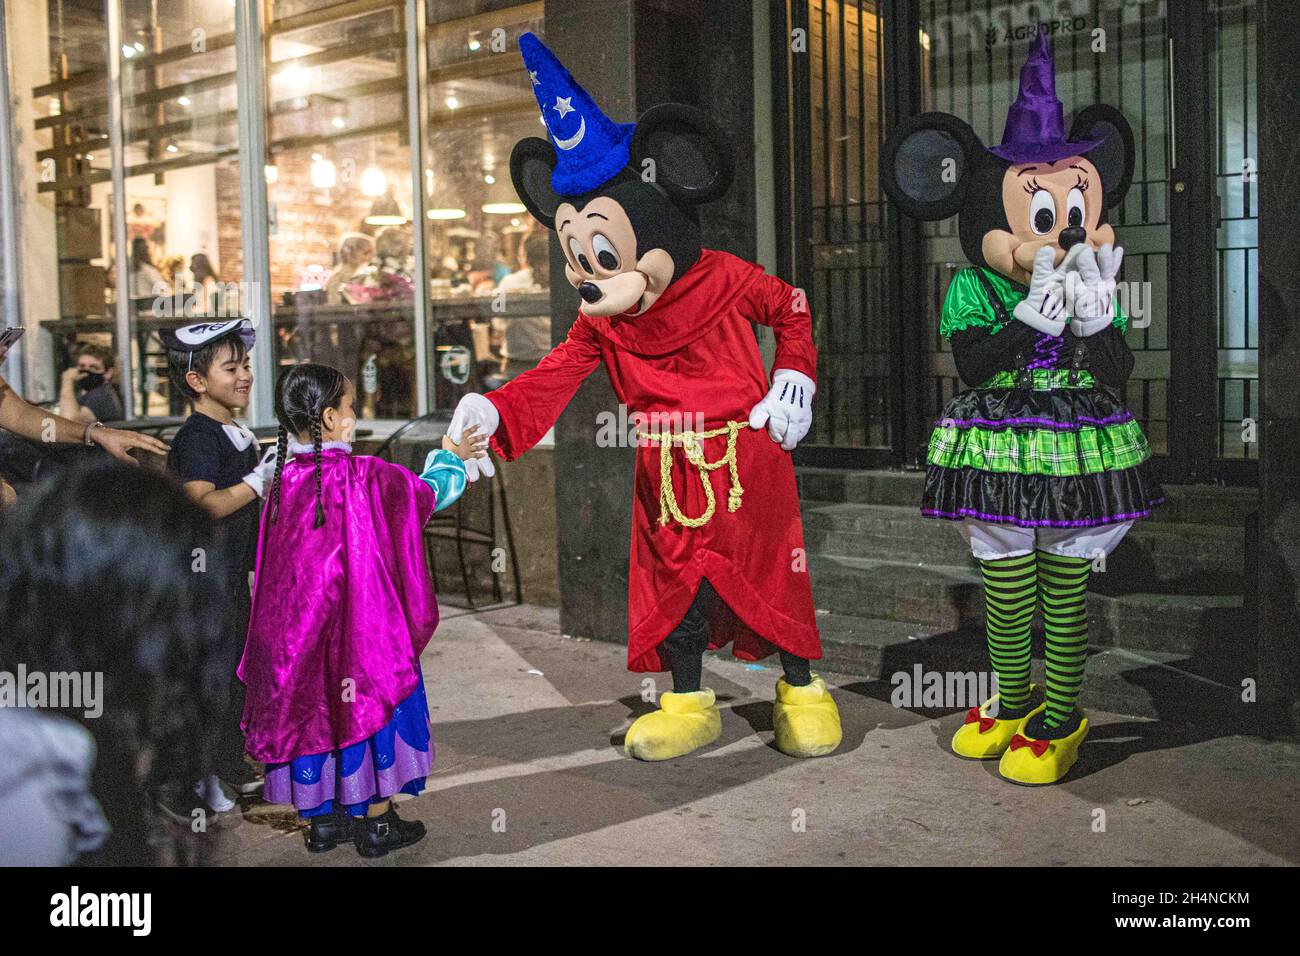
top-left (624, 688), bottom-right (722, 761)
top-left (998, 712), bottom-right (1090, 785)
top-left (772, 677), bottom-right (842, 758)
top-left (950, 692), bottom-right (1044, 760)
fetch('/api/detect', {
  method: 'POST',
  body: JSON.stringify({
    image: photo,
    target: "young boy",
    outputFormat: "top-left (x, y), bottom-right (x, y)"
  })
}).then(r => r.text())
top-left (159, 319), bottom-right (275, 819)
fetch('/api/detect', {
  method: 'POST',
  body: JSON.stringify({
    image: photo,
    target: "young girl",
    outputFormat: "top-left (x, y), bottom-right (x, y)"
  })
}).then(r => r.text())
top-left (238, 363), bottom-right (480, 857)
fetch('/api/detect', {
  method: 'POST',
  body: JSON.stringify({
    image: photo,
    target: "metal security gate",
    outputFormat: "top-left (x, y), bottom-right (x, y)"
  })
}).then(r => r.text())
top-left (774, 0), bottom-right (1259, 485)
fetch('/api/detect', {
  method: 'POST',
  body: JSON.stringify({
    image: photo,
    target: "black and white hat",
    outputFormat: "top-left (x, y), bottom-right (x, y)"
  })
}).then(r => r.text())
top-left (160, 319), bottom-right (256, 370)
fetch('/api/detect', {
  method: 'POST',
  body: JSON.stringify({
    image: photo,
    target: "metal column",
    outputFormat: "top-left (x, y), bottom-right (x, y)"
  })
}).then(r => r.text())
top-left (105, 0), bottom-right (135, 419)
top-left (406, 0), bottom-right (432, 415)
top-left (234, 0), bottom-right (276, 426)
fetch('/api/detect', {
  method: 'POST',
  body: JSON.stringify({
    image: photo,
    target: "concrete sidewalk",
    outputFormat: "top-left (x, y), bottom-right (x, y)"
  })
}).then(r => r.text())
top-left (215, 604), bottom-right (1300, 866)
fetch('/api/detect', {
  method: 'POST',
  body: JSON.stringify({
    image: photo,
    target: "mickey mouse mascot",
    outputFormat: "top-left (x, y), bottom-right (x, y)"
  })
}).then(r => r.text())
top-left (448, 33), bottom-right (842, 761)
top-left (881, 27), bottom-right (1162, 784)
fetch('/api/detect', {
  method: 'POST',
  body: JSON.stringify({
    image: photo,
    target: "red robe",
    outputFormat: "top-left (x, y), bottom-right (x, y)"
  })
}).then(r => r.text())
top-left (486, 249), bottom-right (821, 671)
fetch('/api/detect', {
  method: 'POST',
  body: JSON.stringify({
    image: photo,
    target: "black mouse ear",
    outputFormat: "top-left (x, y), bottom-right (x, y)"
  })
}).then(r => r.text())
top-left (630, 103), bottom-right (734, 206)
top-left (880, 112), bottom-right (984, 222)
top-left (1070, 104), bottom-right (1135, 210)
top-left (510, 137), bottom-right (564, 229)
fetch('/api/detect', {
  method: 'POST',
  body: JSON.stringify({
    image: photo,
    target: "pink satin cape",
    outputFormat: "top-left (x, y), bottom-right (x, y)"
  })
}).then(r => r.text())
top-left (237, 450), bottom-right (437, 764)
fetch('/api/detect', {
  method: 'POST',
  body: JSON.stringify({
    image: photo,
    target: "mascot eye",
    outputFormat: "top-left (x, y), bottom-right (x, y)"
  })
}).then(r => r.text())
top-left (568, 237), bottom-right (593, 274)
top-left (592, 234), bottom-right (620, 271)
top-left (1066, 187), bottom-right (1086, 228)
top-left (1029, 189), bottom-right (1056, 235)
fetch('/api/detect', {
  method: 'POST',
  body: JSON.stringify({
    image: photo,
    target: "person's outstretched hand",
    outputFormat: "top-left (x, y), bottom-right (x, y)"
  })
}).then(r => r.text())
top-left (91, 426), bottom-right (170, 465)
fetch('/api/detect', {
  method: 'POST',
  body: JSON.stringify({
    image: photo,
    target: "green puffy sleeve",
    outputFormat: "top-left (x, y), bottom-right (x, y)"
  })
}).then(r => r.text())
top-left (1111, 293), bottom-right (1128, 336)
top-left (938, 268), bottom-right (998, 340)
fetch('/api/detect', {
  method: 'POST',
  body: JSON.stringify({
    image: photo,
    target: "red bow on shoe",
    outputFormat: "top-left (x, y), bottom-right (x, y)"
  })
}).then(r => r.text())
top-left (964, 707), bottom-right (996, 733)
top-left (1008, 734), bottom-right (1050, 757)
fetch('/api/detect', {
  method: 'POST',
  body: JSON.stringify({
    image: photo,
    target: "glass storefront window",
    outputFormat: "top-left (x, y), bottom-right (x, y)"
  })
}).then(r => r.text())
top-left (1210, 0), bottom-right (1257, 460)
top-left (805, 0), bottom-right (887, 451)
top-left (118, 0), bottom-right (243, 416)
top-left (424, 2), bottom-right (548, 411)
top-left (17, 0), bottom-right (116, 410)
top-left (266, 0), bottom-right (417, 421)
top-left (8, 0), bottom-right (550, 426)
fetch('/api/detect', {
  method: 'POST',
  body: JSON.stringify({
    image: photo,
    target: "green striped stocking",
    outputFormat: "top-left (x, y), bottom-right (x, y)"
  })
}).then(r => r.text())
top-left (1037, 551), bottom-right (1093, 730)
top-left (979, 553), bottom-right (1038, 715)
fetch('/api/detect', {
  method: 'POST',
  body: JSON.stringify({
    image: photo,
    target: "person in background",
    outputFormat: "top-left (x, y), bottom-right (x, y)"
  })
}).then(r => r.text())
top-left (190, 254), bottom-right (221, 316)
top-left (162, 254), bottom-right (188, 292)
top-left (489, 232), bottom-right (553, 383)
top-left (320, 234), bottom-right (374, 385)
top-left (373, 226), bottom-right (416, 301)
top-left (158, 318), bottom-right (276, 821)
top-left (0, 461), bottom-right (231, 865)
top-left (0, 340), bottom-right (169, 503)
top-left (324, 234), bottom-right (375, 305)
top-left (58, 343), bottom-right (124, 425)
top-left (130, 236), bottom-right (169, 307)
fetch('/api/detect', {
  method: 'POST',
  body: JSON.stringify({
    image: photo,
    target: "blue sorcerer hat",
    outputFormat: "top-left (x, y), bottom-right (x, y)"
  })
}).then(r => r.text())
top-left (989, 26), bottom-right (1105, 164)
top-left (519, 32), bottom-right (636, 195)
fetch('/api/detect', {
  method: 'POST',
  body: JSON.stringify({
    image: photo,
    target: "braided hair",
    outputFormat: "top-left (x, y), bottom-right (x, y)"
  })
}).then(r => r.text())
top-left (271, 363), bottom-right (348, 529)
top-left (269, 424), bottom-right (289, 523)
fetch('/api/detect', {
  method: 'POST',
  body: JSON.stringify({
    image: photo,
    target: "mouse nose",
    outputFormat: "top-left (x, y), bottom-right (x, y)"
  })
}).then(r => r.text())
top-left (578, 281), bottom-right (603, 304)
top-left (1058, 226), bottom-right (1087, 251)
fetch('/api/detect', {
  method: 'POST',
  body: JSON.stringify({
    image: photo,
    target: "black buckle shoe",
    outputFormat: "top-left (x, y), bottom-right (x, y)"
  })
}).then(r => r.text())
top-left (353, 807), bottom-right (426, 859)
top-left (305, 808), bottom-right (354, 853)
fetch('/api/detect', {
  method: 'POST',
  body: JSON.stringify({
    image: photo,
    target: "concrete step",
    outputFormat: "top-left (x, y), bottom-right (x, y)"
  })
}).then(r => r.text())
top-left (808, 553), bottom-right (1245, 658)
top-left (796, 467), bottom-right (1259, 528)
top-left (801, 501), bottom-right (1245, 594)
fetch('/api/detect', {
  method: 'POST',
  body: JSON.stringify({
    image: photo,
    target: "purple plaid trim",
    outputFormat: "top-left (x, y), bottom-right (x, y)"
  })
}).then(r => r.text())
top-left (934, 409), bottom-right (1135, 431)
top-left (921, 499), bottom-right (1166, 528)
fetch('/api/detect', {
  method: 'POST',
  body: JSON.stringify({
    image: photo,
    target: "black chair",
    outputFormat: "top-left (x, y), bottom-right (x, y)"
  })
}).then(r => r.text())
top-left (374, 411), bottom-right (522, 609)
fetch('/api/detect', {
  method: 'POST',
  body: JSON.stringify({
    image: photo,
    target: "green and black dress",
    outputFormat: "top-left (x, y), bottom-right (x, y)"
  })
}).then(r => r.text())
top-left (922, 267), bottom-right (1164, 530)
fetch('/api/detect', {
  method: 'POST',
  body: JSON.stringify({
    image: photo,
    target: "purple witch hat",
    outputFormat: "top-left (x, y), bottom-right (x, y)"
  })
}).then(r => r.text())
top-left (989, 26), bottom-right (1104, 164)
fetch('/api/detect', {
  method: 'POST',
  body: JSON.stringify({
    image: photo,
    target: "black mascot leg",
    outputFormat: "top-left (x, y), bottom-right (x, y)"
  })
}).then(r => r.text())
top-left (778, 650), bottom-right (812, 687)
top-left (660, 579), bottom-right (715, 693)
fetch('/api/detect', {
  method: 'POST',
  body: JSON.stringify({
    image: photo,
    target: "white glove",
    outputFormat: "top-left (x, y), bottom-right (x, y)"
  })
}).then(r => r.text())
top-left (447, 392), bottom-right (499, 482)
top-left (1066, 243), bottom-right (1123, 337)
top-left (1013, 244), bottom-right (1081, 336)
top-left (241, 444), bottom-right (278, 498)
top-left (748, 368), bottom-right (815, 452)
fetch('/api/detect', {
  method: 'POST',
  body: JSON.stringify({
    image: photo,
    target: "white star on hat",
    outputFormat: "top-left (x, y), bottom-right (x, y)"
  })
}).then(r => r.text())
top-left (552, 95), bottom-right (574, 118)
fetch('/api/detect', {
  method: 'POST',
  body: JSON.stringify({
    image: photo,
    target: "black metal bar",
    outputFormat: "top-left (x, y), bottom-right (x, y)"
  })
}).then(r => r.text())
top-left (883, 0), bottom-right (925, 467)
top-left (1167, 2), bottom-right (1218, 480)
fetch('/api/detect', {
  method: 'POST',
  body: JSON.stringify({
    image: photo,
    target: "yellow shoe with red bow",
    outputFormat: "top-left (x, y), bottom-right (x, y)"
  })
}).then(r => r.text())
top-left (998, 710), bottom-right (1090, 785)
top-left (951, 692), bottom-right (1044, 760)
top-left (772, 676), bottom-right (843, 757)
top-left (624, 688), bottom-right (723, 761)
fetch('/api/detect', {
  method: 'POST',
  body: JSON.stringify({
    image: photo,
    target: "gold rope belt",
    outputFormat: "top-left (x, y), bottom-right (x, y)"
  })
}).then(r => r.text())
top-left (636, 420), bottom-right (750, 529)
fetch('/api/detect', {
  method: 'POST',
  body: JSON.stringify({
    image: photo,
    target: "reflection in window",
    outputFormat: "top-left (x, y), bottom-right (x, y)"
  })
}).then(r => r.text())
top-left (266, 1), bottom-right (416, 420)
top-left (424, 3), bottom-right (550, 411)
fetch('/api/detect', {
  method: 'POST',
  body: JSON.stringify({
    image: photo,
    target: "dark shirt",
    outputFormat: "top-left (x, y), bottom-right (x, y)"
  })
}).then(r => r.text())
top-left (167, 412), bottom-right (260, 574)
top-left (79, 384), bottom-right (124, 423)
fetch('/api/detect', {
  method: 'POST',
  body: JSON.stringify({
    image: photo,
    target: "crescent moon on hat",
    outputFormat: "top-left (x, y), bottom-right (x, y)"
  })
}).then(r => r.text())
top-left (553, 115), bottom-right (586, 151)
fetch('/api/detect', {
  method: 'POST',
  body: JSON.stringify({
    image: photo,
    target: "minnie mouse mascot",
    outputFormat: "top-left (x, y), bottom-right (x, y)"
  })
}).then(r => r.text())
top-left (881, 27), bottom-right (1163, 784)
